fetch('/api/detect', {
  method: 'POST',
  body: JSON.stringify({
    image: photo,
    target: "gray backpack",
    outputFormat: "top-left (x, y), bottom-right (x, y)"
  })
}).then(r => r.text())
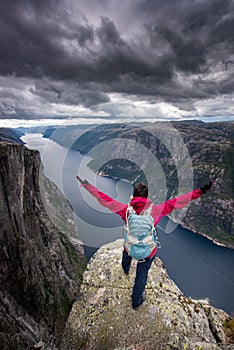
top-left (123, 204), bottom-right (161, 260)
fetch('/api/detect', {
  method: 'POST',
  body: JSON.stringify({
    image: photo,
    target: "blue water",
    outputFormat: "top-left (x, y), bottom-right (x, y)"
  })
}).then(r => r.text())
top-left (22, 134), bottom-right (234, 315)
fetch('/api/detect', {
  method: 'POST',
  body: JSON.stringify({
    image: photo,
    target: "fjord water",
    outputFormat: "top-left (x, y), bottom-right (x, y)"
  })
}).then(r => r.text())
top-left (22, 133), bottom-right (234, 315)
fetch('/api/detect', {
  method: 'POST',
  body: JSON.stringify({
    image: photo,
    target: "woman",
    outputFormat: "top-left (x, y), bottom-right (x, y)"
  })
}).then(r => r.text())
top-left (76, 176), bottom-right (214, 310)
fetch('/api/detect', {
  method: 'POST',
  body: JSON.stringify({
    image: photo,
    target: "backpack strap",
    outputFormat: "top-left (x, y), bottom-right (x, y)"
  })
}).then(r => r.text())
top-left (127, 203), bottom-right (153, 217)
top-left (125, 204), bottom-right (134, 234)
top-left (141, 204), bottom-right (153, 216)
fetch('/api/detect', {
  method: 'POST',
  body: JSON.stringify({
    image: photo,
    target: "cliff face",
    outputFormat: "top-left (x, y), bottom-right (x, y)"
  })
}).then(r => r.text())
top-left (0, 143), bottom-right (86, 349)
top-left (171, 122), bottom-right (234, 246)
top-left (62, 239), bottom-right (232, 350)
top-left (50, 121), bottom-right (234, 247)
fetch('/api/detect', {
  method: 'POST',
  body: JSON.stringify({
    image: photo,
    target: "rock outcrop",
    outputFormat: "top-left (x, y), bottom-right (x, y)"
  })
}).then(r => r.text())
top-left (0, 143), bottom-right (86, 349)
top-left (62, 239), bottom-right (233, 350)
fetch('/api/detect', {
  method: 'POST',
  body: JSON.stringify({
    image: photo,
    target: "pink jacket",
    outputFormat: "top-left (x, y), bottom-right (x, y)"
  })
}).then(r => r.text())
top-left (81, 183), bottom-right (203, 226)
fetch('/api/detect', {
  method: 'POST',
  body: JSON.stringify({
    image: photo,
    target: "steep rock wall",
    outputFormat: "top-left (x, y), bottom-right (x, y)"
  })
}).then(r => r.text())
top-left (0, 143), bottom-right (86, 349)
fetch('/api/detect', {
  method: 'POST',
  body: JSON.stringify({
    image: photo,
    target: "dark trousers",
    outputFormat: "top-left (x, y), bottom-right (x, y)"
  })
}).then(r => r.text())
top-left (122, 250), bottom-right (156, 309)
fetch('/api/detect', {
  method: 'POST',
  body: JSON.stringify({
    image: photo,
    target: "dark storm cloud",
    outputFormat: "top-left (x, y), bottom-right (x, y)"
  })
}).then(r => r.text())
top-left (33, 80), bottom-right (110, 107)
top-left (0, 0), bottom-right (234, 116)
top-left (140, 0), bottom-right (234, 74)
top-left (0, 0), bottom-right (64, 76)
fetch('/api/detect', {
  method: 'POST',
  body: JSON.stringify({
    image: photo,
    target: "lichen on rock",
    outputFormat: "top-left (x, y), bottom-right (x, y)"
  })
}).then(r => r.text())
top-left (62, 239), bottom-right (233, 350)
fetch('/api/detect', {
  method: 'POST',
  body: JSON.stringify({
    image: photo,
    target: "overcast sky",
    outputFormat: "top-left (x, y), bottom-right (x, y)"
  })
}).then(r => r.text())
top-left (1, 0), bottom-right (234, 127)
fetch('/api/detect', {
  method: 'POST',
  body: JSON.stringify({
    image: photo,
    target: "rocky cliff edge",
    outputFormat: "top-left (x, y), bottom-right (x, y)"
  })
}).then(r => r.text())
top-left (62, 239), bottom-right (233, 350)
top-left (0, 143), bottom-right (86, 349)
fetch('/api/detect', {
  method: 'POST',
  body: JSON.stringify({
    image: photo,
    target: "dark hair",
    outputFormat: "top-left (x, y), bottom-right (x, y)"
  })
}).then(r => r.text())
top-left (133, 182), bottom-right (148, 198)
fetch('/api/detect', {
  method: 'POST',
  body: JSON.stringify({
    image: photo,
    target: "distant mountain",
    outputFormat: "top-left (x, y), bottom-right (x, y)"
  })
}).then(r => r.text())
top-left (0, 127), bottom-right (25, 144)
top-left (16, 125), bottom-right (59, 135)
top-left (47, 121), bottom-right (234, 248)
top-left (41, 124), bottom-right (98, 145)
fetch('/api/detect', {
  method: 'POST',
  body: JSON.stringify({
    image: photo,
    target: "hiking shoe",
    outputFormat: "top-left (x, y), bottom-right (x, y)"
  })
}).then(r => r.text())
top-left (142, 290), bottom-right (146, 302)
top-left (133, 291), bottom-right (146, 310)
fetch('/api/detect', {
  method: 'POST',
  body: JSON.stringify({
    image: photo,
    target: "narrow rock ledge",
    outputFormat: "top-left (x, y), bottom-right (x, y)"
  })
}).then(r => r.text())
top-left (62, 239), bottom-right (233, 350)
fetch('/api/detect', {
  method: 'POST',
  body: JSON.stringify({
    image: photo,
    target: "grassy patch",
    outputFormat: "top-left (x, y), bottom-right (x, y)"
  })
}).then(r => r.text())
top-left (59, 232), bottom-right (87, 282)
top-left (223, 318), bottom-right (234, 343)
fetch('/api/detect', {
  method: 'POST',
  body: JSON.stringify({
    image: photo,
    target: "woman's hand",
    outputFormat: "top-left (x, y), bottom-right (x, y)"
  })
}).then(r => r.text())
top-left (76, 176), bottom-right (90, 185)
top-left (200, 179), bottom-right (215, 194)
